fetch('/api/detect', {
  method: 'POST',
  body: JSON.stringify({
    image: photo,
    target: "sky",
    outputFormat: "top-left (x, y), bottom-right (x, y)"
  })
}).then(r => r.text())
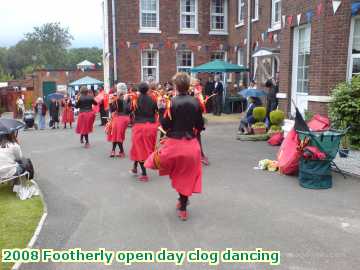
top-left (0, 0), bottom-right (104, 48)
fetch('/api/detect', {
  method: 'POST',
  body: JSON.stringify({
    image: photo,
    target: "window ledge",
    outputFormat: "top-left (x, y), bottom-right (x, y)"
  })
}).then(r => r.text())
top-left (252, 18), bottom-right (259, 23)
top-left (268, 25), bottom-right (281, 32)
top-left (235, 22), bottom-right (245, 28)
top-left (209, 31), bottom-right (229, 36)
top-left (179, 30), bottom-right (199, 35)
top-left (139, 28), bottom-right (162, 34)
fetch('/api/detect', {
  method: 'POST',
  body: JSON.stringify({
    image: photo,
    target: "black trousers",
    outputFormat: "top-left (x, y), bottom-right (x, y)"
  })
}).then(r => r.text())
top-left (213, 95), bottom-right (223, 115)
top-left (100, 109), bottom-right (108, 125)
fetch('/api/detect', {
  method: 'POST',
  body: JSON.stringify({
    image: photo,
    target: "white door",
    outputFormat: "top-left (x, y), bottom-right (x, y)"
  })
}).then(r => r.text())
top-left (291, 24), bottom-right (311, 116)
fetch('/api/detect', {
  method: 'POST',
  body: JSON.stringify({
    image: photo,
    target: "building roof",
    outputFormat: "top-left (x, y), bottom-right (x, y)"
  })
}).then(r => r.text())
top-left (77, 60), bottom-right (95, 67)
top-left (69, 76), bottom-right (103, 87)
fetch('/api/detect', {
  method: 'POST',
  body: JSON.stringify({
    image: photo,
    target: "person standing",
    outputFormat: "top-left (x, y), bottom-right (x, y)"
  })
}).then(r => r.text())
top-left (16, 96), bottom-right (25, 119)
top-left (265, 79), bottom-right (279, 124)
top-left (75, 87), bottom-right (97, 148)
top-left (204, 76), bottom-right (215, 113)
top-left (145, 72), bottom-right (204, 221)
top-left (34, 98), bottom-right (47, 130)
top-left (107, 83), bottom-right (130, 158)
top-left (98, 88), bottom-right (109, 126)
top-left (61, 96), bottom-right (74, 129)
top-left (49, 99), bottom-right (60, 129)
top-left (129, 82), bottom-right (158, 182)
top-left (212, 75), bottom-right (224, 116)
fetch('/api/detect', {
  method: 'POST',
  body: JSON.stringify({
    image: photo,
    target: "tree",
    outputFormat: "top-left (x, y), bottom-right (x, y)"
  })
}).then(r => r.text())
top-left (24, 22), bottom-right (73, 68)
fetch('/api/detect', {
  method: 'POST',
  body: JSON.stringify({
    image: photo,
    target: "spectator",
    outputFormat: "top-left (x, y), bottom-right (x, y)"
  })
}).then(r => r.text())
top-left (238, 97), bottom-right (262, 134)
top-left (49, 99), bottom-right (60, 129)
top-left (16, 96), bottom-right (25, 119)
top-left (265, 79), bottom-right (279, 124)
top-left (0, 132), bottom-right (23, 179)
top-left (34, 98), bottom-right (47, 130)
top-left (205, 76), bottom-right (214, 113)
top-left (212, 75), bottom-right (224, 116)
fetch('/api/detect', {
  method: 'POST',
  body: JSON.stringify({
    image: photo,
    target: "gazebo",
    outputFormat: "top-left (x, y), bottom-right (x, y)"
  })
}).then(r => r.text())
top-left (190, 60), bottom-right (249, 113)
top-left (68, 76), bottom-right (104, 95)
top-left (76, 60), bottom-right (95, 71)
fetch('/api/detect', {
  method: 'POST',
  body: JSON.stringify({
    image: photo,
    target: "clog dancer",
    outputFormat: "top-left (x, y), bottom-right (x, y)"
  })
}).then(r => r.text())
top-left (75, 87), bottom-right (97, 148)
top-left (145, 72), bottom-right (204, 221)
top-left (129, 82), bottom-right (158, 182)
top-left (106, 83), bottom-right (130, 158)
top-left (61, 96), bottom-right (74, 129)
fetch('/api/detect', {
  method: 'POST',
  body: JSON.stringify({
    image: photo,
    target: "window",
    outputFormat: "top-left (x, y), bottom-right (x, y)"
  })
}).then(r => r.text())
top-left (238, 0), bottom-right (245, 25)
top-left (141, 50), bottom-right (159, 82)
top-left (176, 51), bottom-right (193, 72)
top-left (252, 0), bottom-right (259, 21)
top-left (210, 0), bottom-right (228, 34)
top-left (348, 18), bottom-right (360, 78)
top-left (211, 51), bottom-right (227, 81)
top-left (180, 0), bottom-right (198, 33)
top-left (237, 49), bottom-right (246, 82)
top-left (140, 0), bottom-right (160, 33)
top-left (296, 25), bottom-right (311, 93)
top-left (271, 0), bottom-right (281, 29)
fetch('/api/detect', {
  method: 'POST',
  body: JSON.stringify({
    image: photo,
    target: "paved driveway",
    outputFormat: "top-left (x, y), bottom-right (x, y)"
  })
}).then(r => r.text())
top-left (20, 122), bottom-right (360, 270)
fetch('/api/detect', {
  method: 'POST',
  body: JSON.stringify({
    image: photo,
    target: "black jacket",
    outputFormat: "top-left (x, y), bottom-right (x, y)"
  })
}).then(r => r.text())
top-left (161, 94), bottom-right (204, 139)
top-left (109, 97), bottom-right (129, 115)
top-left (76, 96), bottom-right (97, 112)
top-left (213, 81), bottom-right (224, 96)
top-left (133, 94), bottom-right (157, 123)
top-left (49, 102), bottom-right (59, 117)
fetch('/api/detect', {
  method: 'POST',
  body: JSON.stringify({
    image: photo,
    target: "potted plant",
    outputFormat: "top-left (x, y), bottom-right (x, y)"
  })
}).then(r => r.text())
top-left (252, 107), bottom-right (267, 134)
top-left (339, 135), bottom-right (350, 158)
top-left (269, 109), bottom-right (285, 135)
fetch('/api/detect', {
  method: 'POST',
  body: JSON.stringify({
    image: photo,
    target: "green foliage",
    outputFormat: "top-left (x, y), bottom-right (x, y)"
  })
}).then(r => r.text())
top-left (269, 110), bottom-right (285, 125)
top-left (304, 110), bottom-right (315, 122)
top-left (252, 122), bottom-right (266, 128)
top-left (0, 66), bottom-right (13, 81)
top-left (269, 125), bottom-right (282, 132)
top-left (252, 107), bottom-right (266, 122)
top-left (329, 75), bottom-right (360, 148)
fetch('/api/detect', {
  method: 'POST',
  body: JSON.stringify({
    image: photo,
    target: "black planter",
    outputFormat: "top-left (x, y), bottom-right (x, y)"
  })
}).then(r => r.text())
top-left (339, 148), bottom-right (350, 158)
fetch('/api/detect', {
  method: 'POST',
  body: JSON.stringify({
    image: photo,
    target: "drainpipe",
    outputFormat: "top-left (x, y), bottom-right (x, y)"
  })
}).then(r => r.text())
top-left (112, 0), bottom-right (118, 84)
top-left (246, 0), bottom-right (252, 83)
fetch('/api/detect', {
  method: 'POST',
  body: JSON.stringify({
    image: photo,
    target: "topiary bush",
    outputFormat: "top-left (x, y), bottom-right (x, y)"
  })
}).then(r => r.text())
top-left (269, 125), bottom-right (282, 132)
top-left (329, 75), bottom-right (360, 148)
top-left (270, 110), bottom-right (285, 125)
top-left (253, 107), bottom-right (266, 122)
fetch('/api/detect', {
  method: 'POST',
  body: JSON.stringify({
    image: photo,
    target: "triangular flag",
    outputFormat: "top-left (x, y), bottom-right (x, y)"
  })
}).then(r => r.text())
top-left (149, 43), bottom-right (154, 49)
top-left (332, 0), bottom-right (341, 14)
top-left (126, 41), bottom-right (131, 48)
top-left (317, 3), bottom-right (323, 17)
top-left (234, 45), bottom-right (238, 53)
top-left (244, 39), bottom-right (247, 45)
top-left (158, 42), bottom-right (164, 49)
top-left (282, 15), bottom-right (286, 28)
top-left (261, 33), bottom-right (265, 41)
top-left (197, 45), bottom-right (202, 51)
top-left (174, 42), bottom-right (178, 50)
top-left (287, 15), bottom-right (293, 26)
top-left (219, 44), bottom-right (224, 50)
top-left (268, 32), bottom-right (274, 44)
top-left (306, 10), bottom-right (314, 22)
top-left (297, 14), bottom-right (302, 26)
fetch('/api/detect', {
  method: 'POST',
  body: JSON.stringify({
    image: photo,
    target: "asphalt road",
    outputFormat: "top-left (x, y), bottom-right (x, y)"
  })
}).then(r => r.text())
top-left (19, 121), bottom-right (360, 270)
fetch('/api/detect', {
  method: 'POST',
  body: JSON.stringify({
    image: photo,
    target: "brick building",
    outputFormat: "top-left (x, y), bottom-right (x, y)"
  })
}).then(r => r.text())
top-left (104, 0), bottom-right (360, 116)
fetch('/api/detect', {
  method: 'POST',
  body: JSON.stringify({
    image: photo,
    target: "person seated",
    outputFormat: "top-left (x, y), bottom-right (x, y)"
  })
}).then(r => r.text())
top-left (238, 97), bottom-right (262, 134)
top-left (0, 132), bottom-right (24, 179)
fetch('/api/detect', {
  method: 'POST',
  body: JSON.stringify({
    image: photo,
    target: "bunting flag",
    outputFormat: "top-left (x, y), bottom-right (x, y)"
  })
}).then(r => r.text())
top-left (219, 44), bottom-right (224, 50)
top-left (282, 15), bottom-right (286, 28)
top-left (131, 42), bottom-right (138, 48)
top-left (149, 43), bottom-right (154, 49)
top-left (158, 42), bottom-right (164, 49)
top-left (317, 2), bottom-right (323, 17)
top-left (140, 42), bottom-right (147, 49)
top-left (234, 45), bottom-right (238, 53)
top-left (119, 41), bottom-right (126, 48)
top-left (165, 40), bottom-right (172, 49)
top-left (197, 45), bottom-right (202, 51)
top-left (244, 38), bottom-right (247, 45)
top-left (180, 43), bottom-right (186, 49)
top-left (268, 32), bottom-right (274, 44)
top-left (297, 14), bottom-right (302, 26)
top-left (261, 32), bottom-right (265, 42)
top-left (287, 15), bottom-right (294, 27)
top-left (274, 33), bottom-right (278, 43)
top-left (174, 42), bottom-right (178, 50)
top-left (306, 10), bottom-right (314, 22)
top-left (126, 41), bottom-right (131, 48)
top-left (332, 0), bottom-right (341, 15)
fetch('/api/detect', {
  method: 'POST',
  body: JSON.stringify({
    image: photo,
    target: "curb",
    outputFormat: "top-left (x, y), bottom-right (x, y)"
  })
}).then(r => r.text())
top-left (12, 180), bottom-right (48, 270)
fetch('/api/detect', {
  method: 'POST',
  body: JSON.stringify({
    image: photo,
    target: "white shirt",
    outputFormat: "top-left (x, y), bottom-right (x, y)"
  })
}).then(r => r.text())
top-left (0, 143), bottom-right (23, 179)
top-left (16, 99), bottom-right (25, 110)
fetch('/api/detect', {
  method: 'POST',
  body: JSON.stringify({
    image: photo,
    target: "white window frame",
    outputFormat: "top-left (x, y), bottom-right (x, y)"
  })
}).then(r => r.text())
top-left (271, 0), bottom-right (281, 30)
top-left (210, 0), bottom-right (228, 35)
top-left (139, 0), bottom-right (161, 34)
top-left (347, 17), bottom-right (360, 80)
top-left (237, 0), bottom-right (245, 26)
top-left (176, 50), bottom-right (194, 72)
top-left (141, 49), bottom-right (159, 82)
top-left (252, 0), bottom-right (259, 22)
top-left (179, 0), bottom-right (199, 34)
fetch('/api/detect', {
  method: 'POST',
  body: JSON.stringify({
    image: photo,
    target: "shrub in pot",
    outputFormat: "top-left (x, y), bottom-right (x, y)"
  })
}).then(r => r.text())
top-left (339, 135), bottom-right (350, 158)
top-left (270, 110), bottom-right (285, 126)
top-left (252, 107), bottom-right (267, 134)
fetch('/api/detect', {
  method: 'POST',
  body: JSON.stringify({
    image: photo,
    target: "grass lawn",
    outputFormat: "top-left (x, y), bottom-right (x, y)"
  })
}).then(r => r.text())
top-left (0, 183), bottom-right (43, 270)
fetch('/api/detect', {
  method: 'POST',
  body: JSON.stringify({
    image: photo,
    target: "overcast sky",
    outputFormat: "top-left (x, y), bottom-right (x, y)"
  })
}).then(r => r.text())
top-left (0, 0), bottom-right (104, 48)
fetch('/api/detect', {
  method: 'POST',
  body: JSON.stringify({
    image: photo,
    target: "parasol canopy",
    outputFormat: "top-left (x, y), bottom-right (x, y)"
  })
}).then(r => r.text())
top-left (0, 118), bottom-right (25, 135)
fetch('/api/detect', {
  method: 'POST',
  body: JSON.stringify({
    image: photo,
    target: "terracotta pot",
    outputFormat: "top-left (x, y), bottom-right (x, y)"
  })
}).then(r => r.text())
top-left (253, 127), bottom-right (267, 135)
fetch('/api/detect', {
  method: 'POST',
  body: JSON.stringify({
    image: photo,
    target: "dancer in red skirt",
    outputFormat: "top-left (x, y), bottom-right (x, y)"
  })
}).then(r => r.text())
top-left (75, 87), bottom-right (97, 148)
top-left (107, 83), bottom-right (130, 158)
top-left (145, 72), bottom-right (204, 221)
top-left (129, 82), bottom-right (158, 182)
top-left (61, 96), bottom-right (74, 129)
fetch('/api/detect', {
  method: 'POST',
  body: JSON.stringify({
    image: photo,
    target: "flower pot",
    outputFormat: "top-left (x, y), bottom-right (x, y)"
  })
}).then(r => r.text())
top-left (253, 127), bottom-right (267, 135)
top-left (339, 148), bottom-right (349, 158)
